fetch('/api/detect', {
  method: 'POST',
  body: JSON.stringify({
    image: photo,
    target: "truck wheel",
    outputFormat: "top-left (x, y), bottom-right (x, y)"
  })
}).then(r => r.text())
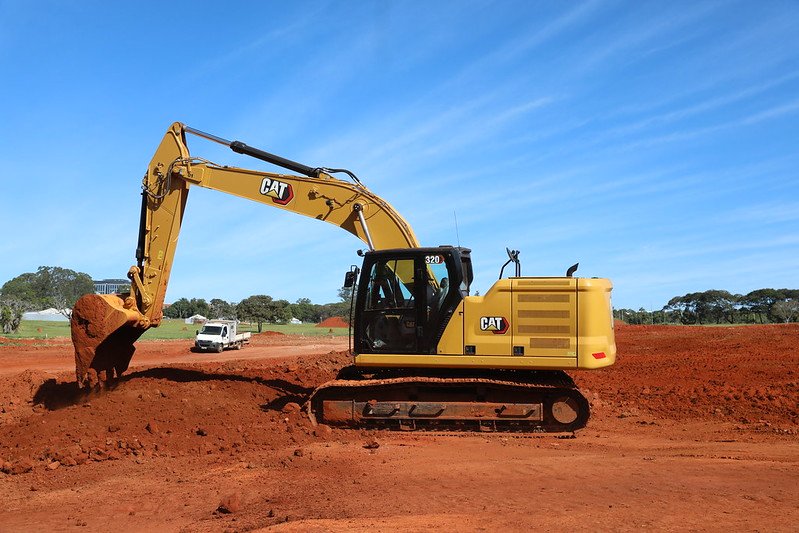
top-left (216, 345), bottom-right (223, 353)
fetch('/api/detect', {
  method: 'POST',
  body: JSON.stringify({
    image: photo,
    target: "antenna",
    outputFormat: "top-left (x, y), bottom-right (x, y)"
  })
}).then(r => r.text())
top-left (454, 210), bottom-right (461, 247)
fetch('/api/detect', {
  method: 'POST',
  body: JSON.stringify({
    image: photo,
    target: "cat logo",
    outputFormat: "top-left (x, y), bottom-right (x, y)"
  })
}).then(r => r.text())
top-left (259, 177), bottom-right (294, 205)
top-left (480, 316), bottom-right (509, 335)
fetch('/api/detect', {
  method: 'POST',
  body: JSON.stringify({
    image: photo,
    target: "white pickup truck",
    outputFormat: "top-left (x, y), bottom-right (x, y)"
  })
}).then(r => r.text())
top-left (194, 320), bottom-right (251, 352)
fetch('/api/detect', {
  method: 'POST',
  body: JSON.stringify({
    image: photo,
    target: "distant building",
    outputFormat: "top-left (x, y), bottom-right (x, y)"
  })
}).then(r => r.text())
top-left (94, 278), bottom-right (130, 295)
top-left (185, 314), bottom-right (207, 324)
top-left (22, 308), bottom-right (70, 322)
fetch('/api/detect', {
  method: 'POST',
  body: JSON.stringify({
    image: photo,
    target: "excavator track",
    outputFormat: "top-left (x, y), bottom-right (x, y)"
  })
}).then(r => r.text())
top-left (308, 369), bottom-right (589, 433)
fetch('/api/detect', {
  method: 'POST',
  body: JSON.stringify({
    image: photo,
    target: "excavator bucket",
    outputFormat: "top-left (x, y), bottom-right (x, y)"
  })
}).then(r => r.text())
top-left (70, 293), bottom-right (149, 388)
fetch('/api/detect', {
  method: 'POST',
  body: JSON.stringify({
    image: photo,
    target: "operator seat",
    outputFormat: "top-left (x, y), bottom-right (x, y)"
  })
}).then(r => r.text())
top-left (434, 277), bottom-right (449, 311)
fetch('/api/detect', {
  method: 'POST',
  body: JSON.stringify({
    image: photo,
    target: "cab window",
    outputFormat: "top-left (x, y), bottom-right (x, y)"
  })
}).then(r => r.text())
top-left (425, 254), bottom-right (452, 314)
top-left (365, 259), bottom-right (415, 310)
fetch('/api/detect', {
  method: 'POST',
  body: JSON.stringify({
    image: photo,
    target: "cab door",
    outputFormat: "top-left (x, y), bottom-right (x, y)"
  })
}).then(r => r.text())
top-left (358, 256), bottom-right (420, 354)
top-left (418, 251), bottom-right (461, 354)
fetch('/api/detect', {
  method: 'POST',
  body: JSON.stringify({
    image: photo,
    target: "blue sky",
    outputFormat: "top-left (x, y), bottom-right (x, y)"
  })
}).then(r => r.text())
top-left (1, 0), bottom-right (797, 310)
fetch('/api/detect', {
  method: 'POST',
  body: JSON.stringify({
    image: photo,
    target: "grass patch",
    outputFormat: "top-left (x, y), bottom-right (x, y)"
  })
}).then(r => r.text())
top-left (241, 323), bottom-right (350, 337)
top-left (3, 320), bottom-right (71, 339)
top-left (140, 320), bottom-right (349, 340)
top-left (6, 319), bottom-right (349, 340)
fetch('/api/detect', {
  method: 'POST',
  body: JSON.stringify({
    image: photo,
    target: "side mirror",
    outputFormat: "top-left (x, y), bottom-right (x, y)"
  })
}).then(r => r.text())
top-left (344, 270), bottom-right (357, 288)
top-left (195, 330), bottom-right (199, 335)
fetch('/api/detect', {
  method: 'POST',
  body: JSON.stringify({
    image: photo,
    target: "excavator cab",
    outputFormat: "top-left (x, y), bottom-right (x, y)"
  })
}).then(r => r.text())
top-left (353, 246), bottom-right (471, 355)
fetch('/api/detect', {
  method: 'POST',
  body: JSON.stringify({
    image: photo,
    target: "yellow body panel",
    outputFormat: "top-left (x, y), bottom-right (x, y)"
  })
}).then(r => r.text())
top-left (436, 300), bottom-right (464, 354)
top-left (576, 278), bottom-right (616, 369)
top-left (358, 276), bottom-right (615, 371)
top-left (512, 278), bottom-right (577, 358)
top-left (462, 281), bottom-right (513, 355)
top-left (355, 353), bottom-right (577, 369)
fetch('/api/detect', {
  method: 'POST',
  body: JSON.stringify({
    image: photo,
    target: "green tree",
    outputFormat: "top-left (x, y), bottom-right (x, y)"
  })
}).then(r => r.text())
top-left (163, 298), bottom-right (210, 319)
top-left (337, 285), bottom-right (355, 305)
top-left (289, 297), bottom-right (319, 323)
top-left (209, 298), bottom-right (235, 319)
top-left (0, 298), bottom-right (25, 333)
top-left (314, 288), bottom-right (355, 323)
top-left (701, 290), bottom-right (740, 324)
top-left (0, 273), bottom-right (42, 309)
top-left (663, 295), bottom-right (697, 324)
top-left (614, 307), bottom-right (653, 325)
top-left (271, 299), bottom-right (291, 324)
top-left (740, 289), bottom-right (781, 323)
top-left (662, 290), bottom-right (739, 324)
top-left (0, 266), bottom-right (95, 318)
top-left (237, 295), bottom-right (290, 332)
top-left (318, 302), bottom-right (351, 322)
top-left (772, 299), bottom-right (799, 323)
top-left (164, 298), bottom-right (190, 319)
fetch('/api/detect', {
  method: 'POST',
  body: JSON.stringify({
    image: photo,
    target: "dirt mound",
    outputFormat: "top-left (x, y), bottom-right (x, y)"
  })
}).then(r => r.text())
top-left (0, 350), bottom-right (353, 474)
top-left (254, 330), bottom-right (286, 337)
top-left (316, 316), bottom-right (349, 328)
top-left (576, 324), bottom-right (799, 426)
top-left (0, 369), bottom-right (52, 424)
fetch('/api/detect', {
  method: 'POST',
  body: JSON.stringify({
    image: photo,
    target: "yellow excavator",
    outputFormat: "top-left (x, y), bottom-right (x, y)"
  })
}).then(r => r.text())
top-left (70, 122), bottom-right (616, 432)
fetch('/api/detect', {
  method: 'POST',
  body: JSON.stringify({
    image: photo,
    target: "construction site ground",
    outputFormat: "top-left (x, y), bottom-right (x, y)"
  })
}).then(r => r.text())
top-left (0, 325), bottom-right (797, 532)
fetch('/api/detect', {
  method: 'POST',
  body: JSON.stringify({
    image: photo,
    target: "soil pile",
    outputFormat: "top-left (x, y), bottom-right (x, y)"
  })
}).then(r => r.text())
top-left (0, 350), bottom-right (351, 475)
top-left (576, 324), bottom-right (799, 427)
top-left (316, 316), bottom-right (349, 328)
top-left (0, 369), bottom-right (51, 424)
top-left (253, 330), bottom-right (285, 337)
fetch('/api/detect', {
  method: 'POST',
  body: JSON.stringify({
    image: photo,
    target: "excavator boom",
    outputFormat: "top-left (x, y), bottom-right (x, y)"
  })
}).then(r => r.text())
top-left (71, 122), bottom-right (418, 387)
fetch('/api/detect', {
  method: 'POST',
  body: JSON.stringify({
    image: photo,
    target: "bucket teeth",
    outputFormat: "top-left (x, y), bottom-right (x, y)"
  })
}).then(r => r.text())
top-left (70, 294), bottom-right (148, 388)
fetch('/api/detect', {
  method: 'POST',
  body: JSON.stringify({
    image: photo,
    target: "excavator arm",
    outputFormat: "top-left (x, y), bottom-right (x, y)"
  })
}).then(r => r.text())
top-left (71, 122), bottom-right (419, 387)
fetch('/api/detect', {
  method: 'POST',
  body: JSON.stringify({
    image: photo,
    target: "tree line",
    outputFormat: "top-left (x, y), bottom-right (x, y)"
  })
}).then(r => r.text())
top-left (615, 288), bottom-right (799, 325)
top-left (2, 266), bottom-right (796, 334)
top-left (0, 265), bottom-right (355, 334)
top-left (164, 288), bottom-right (354, 333)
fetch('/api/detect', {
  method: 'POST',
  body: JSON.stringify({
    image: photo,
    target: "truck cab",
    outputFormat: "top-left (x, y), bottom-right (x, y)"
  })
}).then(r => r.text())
top-left (195, 320), bottom-right (251, 352)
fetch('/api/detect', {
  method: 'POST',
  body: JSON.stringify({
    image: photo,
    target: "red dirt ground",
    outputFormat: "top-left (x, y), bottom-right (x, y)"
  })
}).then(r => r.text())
top-left (0, 325), bottom-right (797, 531)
